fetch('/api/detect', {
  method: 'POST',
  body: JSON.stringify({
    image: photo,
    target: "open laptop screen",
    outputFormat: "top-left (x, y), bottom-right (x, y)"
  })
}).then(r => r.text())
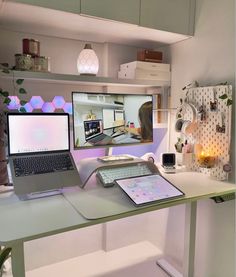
top-left (84, 119), bottom-right (102, 141)
top-left (8, 113), bottom-right (70, 155)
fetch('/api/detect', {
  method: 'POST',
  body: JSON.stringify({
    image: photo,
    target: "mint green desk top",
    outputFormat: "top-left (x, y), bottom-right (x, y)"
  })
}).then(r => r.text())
top-left (63, 171), bottom-right (236, 220)
top-left (0, 172), bottom-right (235, 246)
top-left (0, 193), bottom-right (89, 245)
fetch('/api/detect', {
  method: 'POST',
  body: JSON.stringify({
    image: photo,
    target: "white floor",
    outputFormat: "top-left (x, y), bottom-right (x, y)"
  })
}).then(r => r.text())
top-left (16, 241), bottom-right (168, 277)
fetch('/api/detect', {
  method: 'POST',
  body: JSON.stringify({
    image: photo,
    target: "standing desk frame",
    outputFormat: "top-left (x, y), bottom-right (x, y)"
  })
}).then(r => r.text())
top-left (0, 171), bottom-right (235, 277)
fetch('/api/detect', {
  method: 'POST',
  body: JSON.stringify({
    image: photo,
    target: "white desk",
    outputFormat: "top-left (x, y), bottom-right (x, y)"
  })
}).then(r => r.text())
top-left (0, 172), bottom-right (235, 277)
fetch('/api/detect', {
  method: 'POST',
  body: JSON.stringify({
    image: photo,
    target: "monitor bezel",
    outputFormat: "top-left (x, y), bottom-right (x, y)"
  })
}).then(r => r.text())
top-left (72, 91), bottom-right (154, 150)
top-left (7, 112), bottom-right (70, 156)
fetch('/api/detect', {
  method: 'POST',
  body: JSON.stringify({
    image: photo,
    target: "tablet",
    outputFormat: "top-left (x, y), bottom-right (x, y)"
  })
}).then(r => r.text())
top-left (115, 174), bottom-right (184, 206)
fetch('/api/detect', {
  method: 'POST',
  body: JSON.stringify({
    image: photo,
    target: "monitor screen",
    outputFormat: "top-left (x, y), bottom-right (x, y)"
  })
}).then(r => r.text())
top-left (7, 113), bottom-right (70, 155)
top-left (72, 92), bottom-right (153, 149)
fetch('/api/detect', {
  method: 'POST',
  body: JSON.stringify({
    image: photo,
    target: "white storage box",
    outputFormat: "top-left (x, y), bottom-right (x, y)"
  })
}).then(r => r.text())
top-left (118, 68), bottom-right (170, 81)
top-left (120, 61), bottom-right (170, 72)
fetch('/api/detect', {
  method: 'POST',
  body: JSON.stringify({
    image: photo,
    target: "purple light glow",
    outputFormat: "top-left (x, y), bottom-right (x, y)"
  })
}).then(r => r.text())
top-left (7, 96), bottom-right (20, 110)
top-left (111, 128), bottom-right (167, 160)
top-left (52, 96), bottom-right (65, 109)
top-left (30, 96), bottom-right (44, 109)
top-left (23, 102), bottom-right (33, 112)
top-left (63, 103), bottom-right (73, 115)
top-left (42, 102), bottom-right (55, 113)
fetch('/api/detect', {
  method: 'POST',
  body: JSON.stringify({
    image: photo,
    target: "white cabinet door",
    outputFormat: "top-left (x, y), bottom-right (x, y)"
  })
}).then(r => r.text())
top-left (81, 0), bottom-right (140, 25)
top-left (140, 0), bottom-right (195, 35)
top-left (12, 0), bottom-right (80, 14)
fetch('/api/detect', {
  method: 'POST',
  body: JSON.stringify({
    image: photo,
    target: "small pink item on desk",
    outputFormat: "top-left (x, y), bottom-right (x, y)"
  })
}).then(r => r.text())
top-left (129, 122), bottom-right (135, 128)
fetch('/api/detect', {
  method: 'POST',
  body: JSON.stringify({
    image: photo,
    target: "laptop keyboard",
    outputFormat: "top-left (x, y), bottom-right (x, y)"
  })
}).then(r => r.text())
top-left (13, 154), bottom-right (74, 177)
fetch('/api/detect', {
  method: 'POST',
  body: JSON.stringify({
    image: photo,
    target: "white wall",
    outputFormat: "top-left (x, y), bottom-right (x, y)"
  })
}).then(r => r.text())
top-left (161, 0), bottom-right (235, 276)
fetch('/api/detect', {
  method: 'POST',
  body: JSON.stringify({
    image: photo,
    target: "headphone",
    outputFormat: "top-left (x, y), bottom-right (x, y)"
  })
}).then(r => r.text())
top-left (175, 102), bottom-right (197, 135)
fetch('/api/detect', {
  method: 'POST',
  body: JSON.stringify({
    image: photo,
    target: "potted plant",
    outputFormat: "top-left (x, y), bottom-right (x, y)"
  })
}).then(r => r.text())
top-left (0, 247), bottom-right (11, 277)
top-left (0, 63), bottom-right (27, 186)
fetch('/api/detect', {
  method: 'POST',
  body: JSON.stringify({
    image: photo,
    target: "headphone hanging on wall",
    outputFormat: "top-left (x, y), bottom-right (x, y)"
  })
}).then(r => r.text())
top-left (175, 102), bottom-right (197, 136)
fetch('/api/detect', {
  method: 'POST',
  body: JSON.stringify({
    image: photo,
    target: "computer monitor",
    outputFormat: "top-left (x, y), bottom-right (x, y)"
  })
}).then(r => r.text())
top-left (72, 92), bottom-right (153, 149)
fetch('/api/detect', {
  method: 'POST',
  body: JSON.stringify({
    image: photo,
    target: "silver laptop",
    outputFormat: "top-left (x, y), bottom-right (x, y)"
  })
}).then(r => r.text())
top-left (7, 113), bottom-right (81, 200)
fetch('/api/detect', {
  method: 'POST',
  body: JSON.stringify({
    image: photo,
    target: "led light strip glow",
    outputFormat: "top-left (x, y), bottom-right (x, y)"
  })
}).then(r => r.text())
top-left (7, 95), bottom-right (73, 114)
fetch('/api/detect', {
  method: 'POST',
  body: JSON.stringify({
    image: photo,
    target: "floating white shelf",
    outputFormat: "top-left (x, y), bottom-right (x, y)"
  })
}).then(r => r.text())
top-left (1, 71), bottom-right (170, 88)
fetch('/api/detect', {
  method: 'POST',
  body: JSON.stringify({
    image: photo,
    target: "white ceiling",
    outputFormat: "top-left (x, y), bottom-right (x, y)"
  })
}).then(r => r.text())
top-left (0, 1), bottom-right (191, 48)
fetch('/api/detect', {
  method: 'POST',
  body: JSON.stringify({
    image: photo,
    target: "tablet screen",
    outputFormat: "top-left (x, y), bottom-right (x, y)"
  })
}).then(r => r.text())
top-left (115, 174), bottom-right (184, 206)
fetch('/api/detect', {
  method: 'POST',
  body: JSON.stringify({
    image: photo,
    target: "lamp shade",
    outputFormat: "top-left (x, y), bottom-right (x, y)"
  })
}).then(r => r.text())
top-left (77, 44), bottom-right (99, 76)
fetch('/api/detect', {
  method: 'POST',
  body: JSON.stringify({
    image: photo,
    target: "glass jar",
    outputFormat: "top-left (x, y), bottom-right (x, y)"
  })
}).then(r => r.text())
top-left (15, 54), bottom-right (33, 71)
top-left (33, 56), bottom-right (50, 72)
top-left (23, 38), bottom-right (40, 57)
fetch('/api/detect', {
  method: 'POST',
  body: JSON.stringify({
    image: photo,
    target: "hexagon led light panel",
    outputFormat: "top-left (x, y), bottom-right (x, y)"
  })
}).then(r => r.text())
top-left (23, 102), bottom-right (33, 112)
top-left (52, 96), bottom-right (65, 109)
top-left (42, 102), bottom-right (55, 113)
top-left (30, 96), bottom-right (44, 109)
top-left (7, 95), bottom-right (72, 114)
top-left (7, 96), bottom-right (20, 110)
top-left (63, 103), bottom-right (73, 115)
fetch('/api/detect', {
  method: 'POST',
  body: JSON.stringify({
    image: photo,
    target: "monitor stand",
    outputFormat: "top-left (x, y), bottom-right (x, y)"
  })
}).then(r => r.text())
top-left (98, 147), bottom-right (134, 163)
top-left (76, 147), bottom-right (154, 188)
top-left (105, 146), bottom-right (113, 156)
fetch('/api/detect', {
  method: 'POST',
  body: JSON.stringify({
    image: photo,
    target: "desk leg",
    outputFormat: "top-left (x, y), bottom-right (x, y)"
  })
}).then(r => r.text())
top-left (11, 241), bottom-right (25, 277)
top-left (183, 201), bottom-right (197, 277)
top-left (157, 201), bottom-right (197, 277)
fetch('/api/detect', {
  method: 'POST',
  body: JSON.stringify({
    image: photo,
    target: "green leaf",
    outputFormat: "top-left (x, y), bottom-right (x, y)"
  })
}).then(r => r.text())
top-left (19, 107), bottom-right (27, 113)
top-left (0, 247), bottom-right (12, 270)
top-left (226, 99), bottom-right (233, 106)
top-left (219, 94), bottom-right (228, 100)
top-left (216, 81), bottom-right (228, 86)
top-left (19, 88), bottom-right (27, 94)
top-left (3, 97), bottom-right (11, 105)
top-left (0, 63), bottom-right (9, 68)
top-left (0, 91), bottom-right (9, 97)
top-left (20, 100), bottom-right (27, 106)
top-left (16, 79), bottom-right (24, 85)
top-left (2, 68), bottom-right (10, 74)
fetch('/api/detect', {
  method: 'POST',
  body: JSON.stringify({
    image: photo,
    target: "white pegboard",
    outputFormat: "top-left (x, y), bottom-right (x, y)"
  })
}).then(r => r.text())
top-left (178, 85), bottom-right (232, 180)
